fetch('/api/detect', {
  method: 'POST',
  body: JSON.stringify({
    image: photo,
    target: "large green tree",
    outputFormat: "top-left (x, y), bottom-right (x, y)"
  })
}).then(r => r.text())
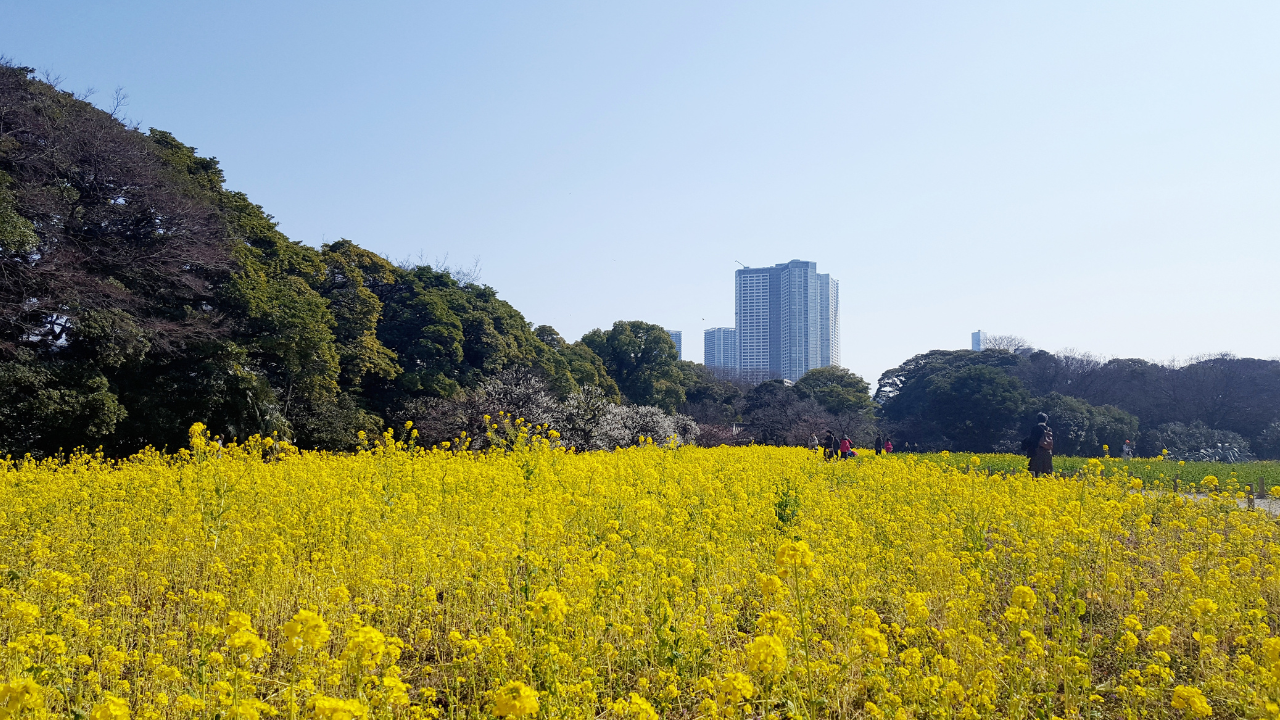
top-left (795, 365), bottom-right (874, 415)
top-left (534, 325), bottom-right (621, 402)
top-left (369, 266), bottom-right (576, 407)
top-left (926, 365), bottom-right (1030, 451)
top-left (581, 321), bottom-right (684, 412)
top-left (1030, 392), bottom-right (1138, 457)
top-left (0, 63), bottom-right (580, 455)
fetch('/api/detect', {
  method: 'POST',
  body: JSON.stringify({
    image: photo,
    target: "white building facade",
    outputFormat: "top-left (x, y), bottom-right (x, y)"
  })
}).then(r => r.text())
top-left (703, 327), bottom-right (738, 373)
top-left (732, 260), bottom-right (840, 382)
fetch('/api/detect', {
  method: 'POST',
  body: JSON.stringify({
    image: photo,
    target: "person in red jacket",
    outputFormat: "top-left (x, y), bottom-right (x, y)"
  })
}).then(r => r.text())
top-left (883, 439), bottom-right (893, 453)
top-left (839, 436), bottom-right (854, 459)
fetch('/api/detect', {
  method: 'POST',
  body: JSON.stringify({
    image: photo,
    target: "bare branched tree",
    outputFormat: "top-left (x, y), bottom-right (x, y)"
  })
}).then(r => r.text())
top-left (392, 251), bottom-right (482, 285)
top-left (1055, 348), bottom-right (1105, 375)
top-left (39, 69), bottom-right (63, 89)
top-left (434, 253), bottom-right (482, 285)
top-left (108, 87), bottom-right (129, 119)
top-left (983, 334), bottom-right (1034, 352)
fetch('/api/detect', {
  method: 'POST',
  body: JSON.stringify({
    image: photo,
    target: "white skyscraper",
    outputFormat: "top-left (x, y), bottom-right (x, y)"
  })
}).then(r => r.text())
top-left (703, 327), bottom-right (738, 376)
top-left (819, 274), bottom-right (839, 369)
top-left (734, 260), bottom-right (840, 382)
top-left (669, 330), bottom-right (682, 360)
top-left (972, 330), bottom-right (987, 352)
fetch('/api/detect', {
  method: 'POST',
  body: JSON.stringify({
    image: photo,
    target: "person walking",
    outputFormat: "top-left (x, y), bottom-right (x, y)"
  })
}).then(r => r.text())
top-left (1122, 440), bottom-right (1134, 460)
top-left (875, 433), bottom-right (883, 455)
top-left (823, 430), bottom-right (837, 461)
top-left (839, 435), bottom-right (853, 459)
top-left (1022, 412), bottom-right (1054, 477)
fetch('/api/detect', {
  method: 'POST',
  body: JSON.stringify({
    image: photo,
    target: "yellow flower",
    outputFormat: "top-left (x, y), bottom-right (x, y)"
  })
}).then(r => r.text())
top-left (89, 694), bottom-right (130, 720)
top-left (1191, 598), bottom-right (1218, 618)
top-left (5, 602), bottom-right (40, 626)
top-left (905, 593), bottom-right (930, 625)
top-left (493, 681), bottom-right (539, 718)
top-left (900, 647), bottom-right (923, 666)
top-left (715, 673), bottom-right (754, 706)
top-left (1118, 631), bottom-right (1139, 653)
top-left (1171, 685), bottom-right (1212, 717)
top-left (860, 627), bottom-right (889, 657)
top-left (608, 693), bottom-right (658, 720)
top-left (9, 428), bottom-right (1280, 717)
top-left (530, 589), bottom-right (568, 624)
top-left (225, 612), bottom-right (271, 659)
top-left (1147, 626), bottom-right (1173, 646)
top-left (745, 635), bottom-right (786, 674)
top-left (775, 540), bottom-right (814, 578)
top-left (282, 609), bottom-right (330, 655)
top-left (1004, 586), bottom-right (1036, 623)
top-left (760, 574), bottom-right (784, 596)
top-left (341, 624), bottom-right (387, 667)
top-left (308, 695), bottom-right (367, 720)
top-left (0, 678), bottom-right (44, 718)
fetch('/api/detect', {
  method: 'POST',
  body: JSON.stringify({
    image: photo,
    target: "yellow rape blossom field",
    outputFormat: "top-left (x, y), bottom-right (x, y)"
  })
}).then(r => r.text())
top-left (2, 427), bottom-right (1279, 720)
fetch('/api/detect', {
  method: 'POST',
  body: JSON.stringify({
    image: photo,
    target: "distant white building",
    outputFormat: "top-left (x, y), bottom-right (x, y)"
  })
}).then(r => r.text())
top-left (972, 330), bottom-right (987, 352)
top-left (669, 330), bottom-right (682, 360)
top-left (704, 327), bottom-right (738, 374)
top-left (735, 260), bottom-right (839, 382)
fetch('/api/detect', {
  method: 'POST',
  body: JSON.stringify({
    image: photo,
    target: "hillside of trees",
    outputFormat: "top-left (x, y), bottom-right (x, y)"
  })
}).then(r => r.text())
top-left (2, 62), bottom-right (1275, 459)
top-left (875, 349), bottom-right (1280, 459)
top-left (0, 63), bottom-right (693, 456)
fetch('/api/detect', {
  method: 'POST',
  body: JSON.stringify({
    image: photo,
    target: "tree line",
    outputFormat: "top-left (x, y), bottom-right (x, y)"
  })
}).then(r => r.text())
top-left (2, 63), bottom-right (1276, 458)
top-left (872, 348), bottom-right (1280, 459)
top-left (0, 63), bottom-right (707, 456)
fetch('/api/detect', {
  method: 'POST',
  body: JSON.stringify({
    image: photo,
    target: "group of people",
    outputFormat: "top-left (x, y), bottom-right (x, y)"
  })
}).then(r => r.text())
top-left (809, 431), bottom-right (856, 459)
top-left (799, 413), bottom-right (1058, 475)
top-left (807, 431), bottom-right (901, 460)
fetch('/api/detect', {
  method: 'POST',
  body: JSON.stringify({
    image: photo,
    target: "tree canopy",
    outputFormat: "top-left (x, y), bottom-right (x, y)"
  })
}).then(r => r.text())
top-left (582, 321), bottom-right (685, 412)
top-left (874, 346), bottom-right (1275, 457)
top-left (0, 63), bottom-right (611, 456)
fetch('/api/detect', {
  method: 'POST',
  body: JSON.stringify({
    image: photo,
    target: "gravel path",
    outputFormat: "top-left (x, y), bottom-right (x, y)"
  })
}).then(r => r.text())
top-left (1179, 491), bottom-right (1280, 516)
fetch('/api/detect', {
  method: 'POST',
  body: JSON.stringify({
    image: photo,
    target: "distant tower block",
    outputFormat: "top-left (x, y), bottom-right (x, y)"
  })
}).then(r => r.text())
top-left (669, 330), bottom-right (682, 360)
top-left (972, 330), bottom-right (987, 352)
top-left (734, 260), bottom-right (840, 383)
top-left (703, 327), bottom-right (738, 378)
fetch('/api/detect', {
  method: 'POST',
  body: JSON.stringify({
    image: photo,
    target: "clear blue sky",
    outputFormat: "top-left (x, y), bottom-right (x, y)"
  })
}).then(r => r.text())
top-left (4, 1), bottom-right (1279, 385)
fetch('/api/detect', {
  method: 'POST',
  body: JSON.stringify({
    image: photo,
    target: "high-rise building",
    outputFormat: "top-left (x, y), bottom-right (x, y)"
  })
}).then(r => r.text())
top-left (703, 327), bottom-right (738, 374)
top-left (669, 330), bottom-right (682, 360)
top-left (972, 330), bottom-right (987, 352)
top-left (734, 260), bottom-right (840, 382)
top-left (819, 274), bottom-right (839, 369)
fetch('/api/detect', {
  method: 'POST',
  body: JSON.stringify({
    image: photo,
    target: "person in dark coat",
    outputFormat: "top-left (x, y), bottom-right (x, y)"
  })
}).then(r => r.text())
top-left (1021, 412), bottom-right (1054, 477)
top-left (875, 433), bottom-right (883, 455)
top-left (823, 430), bottom-right (837, 461)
